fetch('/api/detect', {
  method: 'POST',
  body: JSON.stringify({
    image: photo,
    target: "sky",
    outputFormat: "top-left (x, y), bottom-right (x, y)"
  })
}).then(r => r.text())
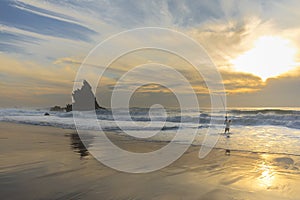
top-left (0, 0), bottom-right (300, 108)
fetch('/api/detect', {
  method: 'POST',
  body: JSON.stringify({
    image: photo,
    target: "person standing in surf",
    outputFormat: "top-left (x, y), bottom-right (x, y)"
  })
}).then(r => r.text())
top-left (224, 117), bottom-right (231, 135)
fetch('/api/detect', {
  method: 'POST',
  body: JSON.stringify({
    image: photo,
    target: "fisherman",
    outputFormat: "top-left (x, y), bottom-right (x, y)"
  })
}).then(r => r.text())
top-left (224, 117), bottom-right (231, 135)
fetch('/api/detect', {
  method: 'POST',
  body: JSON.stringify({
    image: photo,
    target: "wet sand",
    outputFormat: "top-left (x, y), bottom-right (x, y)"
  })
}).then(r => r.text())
top-left (1, 122), bottom-right (300, 200)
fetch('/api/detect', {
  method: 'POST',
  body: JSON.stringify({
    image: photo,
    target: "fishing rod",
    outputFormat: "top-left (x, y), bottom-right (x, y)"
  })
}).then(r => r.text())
top-left (220, 96), bottom-right (228, 122)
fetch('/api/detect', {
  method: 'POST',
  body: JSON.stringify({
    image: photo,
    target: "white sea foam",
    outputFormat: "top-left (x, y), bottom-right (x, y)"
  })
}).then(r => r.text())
top-left (1, 107), bottom-right (300, 155)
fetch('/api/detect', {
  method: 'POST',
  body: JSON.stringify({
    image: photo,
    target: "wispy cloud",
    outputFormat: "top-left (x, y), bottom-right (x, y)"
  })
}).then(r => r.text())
top-left (0, 0), bottom-right (96, 39)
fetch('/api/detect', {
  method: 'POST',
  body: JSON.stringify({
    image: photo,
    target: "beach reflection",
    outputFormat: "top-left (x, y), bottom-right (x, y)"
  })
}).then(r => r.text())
top-left (259, 162), bottom-right (275, 187)
top-left (225, 149), bottom-right (231, 156)
top-left (257, 155), bottom-right (276, 188)
top-left (70, 133), bottom-right (89, 158)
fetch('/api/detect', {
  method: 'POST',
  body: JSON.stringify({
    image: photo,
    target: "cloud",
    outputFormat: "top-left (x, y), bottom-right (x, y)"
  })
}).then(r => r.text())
top-left (228, 74), bottom-right (300, 107)
top-left (53, 56), bottom-right (83, 66)
top-left (1, 0), bottom-right (300, 107)
top-left (220, 70), bottom-right (264, 93)
top-left (0, 54), bottom-right (78, 106)
top-left (187, 17), bottom-right (275, 67)
top-left (0, 0), bottom-right (96, 41)
top-left (2, 0), bottom-right (299, 65)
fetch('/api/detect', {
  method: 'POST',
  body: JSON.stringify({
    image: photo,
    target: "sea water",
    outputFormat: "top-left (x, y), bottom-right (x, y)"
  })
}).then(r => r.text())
top-left (1, 107), bottom-right (300, 156)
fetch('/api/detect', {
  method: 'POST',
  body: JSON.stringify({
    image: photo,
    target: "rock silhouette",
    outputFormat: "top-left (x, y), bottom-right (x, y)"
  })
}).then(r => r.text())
top-left (50, 106), bottom-right (65, 111)
top-left (65, 104), bottom-right (72, 112)
top-left (67, 80), bottom-right (105, 112)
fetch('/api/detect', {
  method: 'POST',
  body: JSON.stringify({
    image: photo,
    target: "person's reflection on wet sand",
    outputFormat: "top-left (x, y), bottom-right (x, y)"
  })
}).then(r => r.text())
top-left (225, 149), bottom-right (231, 156)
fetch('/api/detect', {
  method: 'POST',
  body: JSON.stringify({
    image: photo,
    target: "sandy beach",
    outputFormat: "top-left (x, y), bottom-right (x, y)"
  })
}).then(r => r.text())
top-left (2, 0), bottom-right (300, 199)
top-left (1, 122), bottom-right (300, 200)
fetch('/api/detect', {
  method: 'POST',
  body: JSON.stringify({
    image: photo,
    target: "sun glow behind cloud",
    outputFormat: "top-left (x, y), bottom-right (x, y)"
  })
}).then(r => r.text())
top-left (231, 36), bottom-right (298, 81)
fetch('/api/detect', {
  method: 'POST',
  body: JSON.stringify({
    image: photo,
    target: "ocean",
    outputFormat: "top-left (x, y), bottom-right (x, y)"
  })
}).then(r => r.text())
top-left (1, 107), bottom-right (300, 156)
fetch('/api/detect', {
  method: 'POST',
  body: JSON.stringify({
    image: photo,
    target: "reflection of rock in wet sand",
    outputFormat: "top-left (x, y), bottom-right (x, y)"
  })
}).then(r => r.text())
top-left (69, 133), bottom-right (90, 158)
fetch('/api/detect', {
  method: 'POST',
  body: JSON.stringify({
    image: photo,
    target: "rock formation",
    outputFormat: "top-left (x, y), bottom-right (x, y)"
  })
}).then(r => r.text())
top-left (66, 80), bottom-right (105, 112)
top-left (50, 106), bottom-right (65, 111)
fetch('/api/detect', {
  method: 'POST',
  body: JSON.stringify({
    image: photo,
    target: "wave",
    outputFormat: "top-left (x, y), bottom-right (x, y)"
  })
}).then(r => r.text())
top-left (229, 108), bottom-right (300, 115)
top-left (1, 108), bottom-right (300, 156)
top-left (0, 108), bottom-right (300, 129)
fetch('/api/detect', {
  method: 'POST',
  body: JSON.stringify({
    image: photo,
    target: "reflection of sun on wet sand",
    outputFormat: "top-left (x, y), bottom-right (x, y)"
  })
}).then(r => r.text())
top-left (2, 122), bottom-right (300, 200)
top-left (259, 162), bottom-right (275, 188)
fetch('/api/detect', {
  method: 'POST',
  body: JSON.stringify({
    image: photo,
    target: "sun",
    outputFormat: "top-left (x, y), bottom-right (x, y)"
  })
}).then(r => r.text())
top-left (231, 36), bottom-right (298, 81)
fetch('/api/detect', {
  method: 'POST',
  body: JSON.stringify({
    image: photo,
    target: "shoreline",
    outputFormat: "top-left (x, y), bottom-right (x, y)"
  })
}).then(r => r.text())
top-left (1, 122), bottom-right (300, 199)
top-left (2, 121), bottom-right (300, 157)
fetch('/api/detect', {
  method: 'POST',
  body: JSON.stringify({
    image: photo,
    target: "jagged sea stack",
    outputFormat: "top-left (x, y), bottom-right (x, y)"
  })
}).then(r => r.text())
top-left (68, 80), bottom-right (105, 112)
